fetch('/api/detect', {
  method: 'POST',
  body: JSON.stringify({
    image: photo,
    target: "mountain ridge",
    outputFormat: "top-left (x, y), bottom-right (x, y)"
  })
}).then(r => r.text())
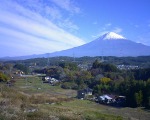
top-left (1, 32), bottom-right (150, 60)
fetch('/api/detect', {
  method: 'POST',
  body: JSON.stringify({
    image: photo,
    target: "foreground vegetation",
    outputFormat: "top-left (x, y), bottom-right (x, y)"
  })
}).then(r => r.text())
top-left (0, 76), bottom-right (150, 120)
top-left (0, 77), bottom-right (123, 120)
top-left (1, 56), bottom-right (150, 119)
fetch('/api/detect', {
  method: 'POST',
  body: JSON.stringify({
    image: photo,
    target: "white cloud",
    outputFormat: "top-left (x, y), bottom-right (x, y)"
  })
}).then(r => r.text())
top-left (58, 18), bottom-right (79, 31)
top-left (0, 0), bottom-right (84, 57)
top-left (45, 6), bottom-right (62, 20)
top-left (51, 0), bottom-right (80, 13)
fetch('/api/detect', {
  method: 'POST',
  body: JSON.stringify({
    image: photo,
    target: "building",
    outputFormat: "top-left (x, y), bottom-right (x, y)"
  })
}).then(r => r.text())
top-left (98, 94), bottom-right (116, 104)
top-left (98, 94), bottom-right (126, 106)
top-left (77, 88), bottom-right (93, 99)
top-left (43, 76), bottom-right (59, 85)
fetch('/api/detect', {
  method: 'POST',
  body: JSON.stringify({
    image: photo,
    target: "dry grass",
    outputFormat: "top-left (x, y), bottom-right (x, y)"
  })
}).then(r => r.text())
top-left (0, 77), bottom-right (149, 120)
top-left (0, 85), bottom-right (122, 120)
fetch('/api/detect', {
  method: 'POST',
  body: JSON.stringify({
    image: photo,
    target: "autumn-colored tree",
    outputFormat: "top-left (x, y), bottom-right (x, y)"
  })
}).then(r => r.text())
top-left (100, 77), bottom-right (111, 84)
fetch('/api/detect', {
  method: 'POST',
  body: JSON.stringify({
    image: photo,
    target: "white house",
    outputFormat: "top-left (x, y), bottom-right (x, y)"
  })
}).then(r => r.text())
top-left (99, 95), bottom-right (116, 104)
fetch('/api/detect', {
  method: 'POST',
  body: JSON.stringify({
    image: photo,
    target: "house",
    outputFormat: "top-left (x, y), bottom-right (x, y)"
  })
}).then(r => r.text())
top-left (98, 94), bottom-right (126, 106)
top-left (77, 88), bottom-right (93, 99)
top-left (43, 76), bottom-right (59, 85)
top-left (98, 94), bottom-right (116, 104)
top-left (44, 76), bottom-right (51, 81)
top-left (117, 65), bottom-right (139, 70)
top-left (14, 70), bottom-right (24, 76)
top-left (49, 78), bottom-right (59, 85)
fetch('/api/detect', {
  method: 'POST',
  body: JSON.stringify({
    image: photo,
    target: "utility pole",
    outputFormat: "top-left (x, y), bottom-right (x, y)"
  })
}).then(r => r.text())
top-left (101, 50), bottom-right (104, 62)
top-left (47, 57), bottom-right (50, 66)
top-left (73, 52), bottom-right (75, 62)
top-left (0, 85), bottom-right (2, 93)
top-left (47, 54), bottom-right (50, 67)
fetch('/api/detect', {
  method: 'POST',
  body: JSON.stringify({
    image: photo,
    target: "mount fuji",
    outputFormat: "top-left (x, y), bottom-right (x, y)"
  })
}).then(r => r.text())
top-left (1, 32), bottom-right (150, 60)
top-left (48, 32), bottom-right (150, 57)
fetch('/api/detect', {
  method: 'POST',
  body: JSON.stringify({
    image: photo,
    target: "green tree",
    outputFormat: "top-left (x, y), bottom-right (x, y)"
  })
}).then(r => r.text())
top-left (14, 64), bottom-right (29, 74)
top-left (146, 79), bottom-right (150, 108)
top-left (92, 59), bottom-right (100, 69)
top-left (135, 90), bottom-right (143, 107)
top-left (104, 63), bottom-right (118, 72)
top-left (0, 72), bottom-right (9, 82)
top-left (134, 90), bottom-right (143, 120)
top-left (59, 62), bottom-right (77, 70)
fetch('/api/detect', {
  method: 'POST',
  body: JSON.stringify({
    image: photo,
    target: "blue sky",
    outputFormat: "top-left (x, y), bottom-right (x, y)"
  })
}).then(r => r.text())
top-left (0, 0), bottom-right (150, 57)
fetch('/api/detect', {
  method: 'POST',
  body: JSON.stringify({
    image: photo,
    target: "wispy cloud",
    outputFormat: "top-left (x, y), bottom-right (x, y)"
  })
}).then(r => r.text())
top-left (51, 0), bottom-right (80, 13)
top-left (0, 0), bottom-right (84, 57)
top-left (58, 18), bottom-right (79, 32)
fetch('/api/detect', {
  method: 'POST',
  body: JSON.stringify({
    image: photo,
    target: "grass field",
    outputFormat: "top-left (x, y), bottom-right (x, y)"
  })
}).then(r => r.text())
top-left (0, 76), bottom-right (150, 120)
top-left (14, 76), bottom-right (77, 97)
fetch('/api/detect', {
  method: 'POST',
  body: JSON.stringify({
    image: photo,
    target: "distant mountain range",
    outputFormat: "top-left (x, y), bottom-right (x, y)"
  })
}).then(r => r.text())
top-left (1, 32), bottom-right (150, 60)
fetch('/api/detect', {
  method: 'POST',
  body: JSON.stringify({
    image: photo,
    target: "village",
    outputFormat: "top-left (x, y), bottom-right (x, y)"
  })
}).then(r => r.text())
top-left (5, 67), bottom-right (127, 108)
top-left (41, 74), bottom-right (126, 107)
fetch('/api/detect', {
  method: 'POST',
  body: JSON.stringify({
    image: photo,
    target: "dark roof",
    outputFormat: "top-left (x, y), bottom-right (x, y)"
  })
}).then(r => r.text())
top-left (84, 88), bottom-right (93, 93)
top-left (78, 88), bottom-right (92, 94)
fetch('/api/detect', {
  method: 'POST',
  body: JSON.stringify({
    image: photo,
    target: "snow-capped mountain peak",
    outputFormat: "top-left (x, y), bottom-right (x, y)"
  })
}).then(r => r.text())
top-left (102, 32), bottom-right (126, 40)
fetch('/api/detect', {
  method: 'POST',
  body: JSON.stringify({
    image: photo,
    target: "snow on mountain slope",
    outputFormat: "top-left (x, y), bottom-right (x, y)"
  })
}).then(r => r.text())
top-left (101, 32), bottom-right (126, 40)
